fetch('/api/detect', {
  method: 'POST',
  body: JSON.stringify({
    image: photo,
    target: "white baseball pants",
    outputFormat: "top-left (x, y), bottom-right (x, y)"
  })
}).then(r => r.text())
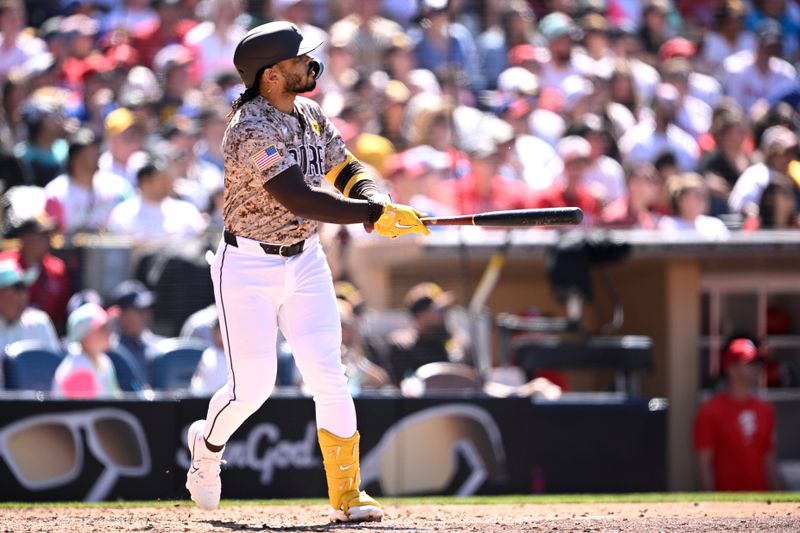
top-left (203, 233), bottom-right (356, 445)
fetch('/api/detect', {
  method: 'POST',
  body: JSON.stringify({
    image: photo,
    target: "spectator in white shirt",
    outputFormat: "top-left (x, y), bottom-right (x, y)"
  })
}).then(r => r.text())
top-left (190, 318), bottom-right (227, 396)
top-left (184, 0), bottom-right (247, 82)
top-left (661, 58), bottom-right (713, 139)
top-left (97, 107), bottom-right (148, 187)
top-left (538, 12), bottom-right (581, 96)
top-left (574, 114), bottom-right (626, 205)
top-left (53, 302), bottom-right (121, 399)
top-left (729, 125), bottom-right (799, 214)
top-left (0, 259), bottom-right (61, 354)
top-left (658, 173), bottom-right (730, 240)
top-left (703, 0), bottom-right (756, 73)
top-left (619, 83), bottom-right (700, 172)
top-left (0, 0), bottom-right (46, 82)
top-left (44, 128), bottom-right (133, 235)
top-left (722, 18), bottom-right (797, 114)
top-left (107, 157), bottom-right (207, 246)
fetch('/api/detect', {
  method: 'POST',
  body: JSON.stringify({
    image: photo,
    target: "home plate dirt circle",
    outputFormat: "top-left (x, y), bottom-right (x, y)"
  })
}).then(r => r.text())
top-left (2, 502), bottom-right (799, 532)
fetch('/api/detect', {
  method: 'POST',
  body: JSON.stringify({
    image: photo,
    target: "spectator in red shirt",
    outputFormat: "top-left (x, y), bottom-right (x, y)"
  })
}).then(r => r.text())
top-left (532, 135), bottom-right (601, 224)
top-left (431, 137), bottom-right (534, 215)
top-left (0, 213), bottom-right (71, 335)
top-left (693, 338), bottom-right (783, 491)
top-left (601, 163), bottom-right (663, 229)
top-left (131, 0), bottom-right (196, 69)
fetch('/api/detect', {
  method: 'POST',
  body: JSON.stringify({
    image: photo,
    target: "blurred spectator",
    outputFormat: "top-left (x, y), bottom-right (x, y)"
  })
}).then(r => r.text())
top-left (180, 302), bottom-right (217, 345)
top-left (194, 105), bottom-right (227, 172)
top-left (153, 43), bottom-right (195, 123)
top-left (431, 134), bottom-right (533, 215)
top-left (98, 107), bottom-right (148, 186)
top-left (107, 279), bottom-right (164, 384)
top-left (189, 317), bottom-right (226, 395)
top-left (531, 135), bottom-right (602, 224)
top-left (745, 0), bottom-right (800, 61)
top-left (638, 0), bottom-right (672, 57)
top-left (574, 113), bottom-right (626, 205)
top-left (328, 0), bottom-right (403, 74)
top-left (661, 57), bottom-right (713, 140)
top-left (184, 0), bottom-right (246, 82)
top-left (721, 18), bottom-right (797, 114)
top-left (693, 338), bottom-right (782, 491)
top-left (0, 71), bottom-right (28, 150)
top-left (66, 288), bottom-right (103, 316)
top-left (605, 59), bottom-right (647, 138)
top-left (384, 145), bottom-right (453, 217)
top-left (601, 163), bottom-right (663, 229)
top-left (703, 0), bottom-right (756, 73)
top-left (619, 83), bottom-right (700, 171)
top-left (385, 282), bottom-right (467, 385)
top-left (477, 0), bottom-right (537, 89)
top-left (699, 100), bottom-right (752, 188)
top-left (44, 128), bottom-right (133, 235)
top-left (742, 178), bottom-right (800, 230)
top-left (102, 0), bottom-right (158, 34)
top-left (107, 156), bottom-right (207, 245)
top-left (270, 0), bottom-right (328, 65)
top-left (729, 125), bottom-right (798, 214)
top-left (537, 12), bottom-right (580, 95)
top-left (574, 12), bottom-right (615, 81)
top-left (658, 172), bottom-right (730, 239)
top-left (0, 0), bottom-right (46, 81)
top-left (0, 211), bottom-right (71, 334)
top-left (53, 302), bottom-right (121, 398)
top-left (411, 0), bottom-right (484, 92)
top-left (338, 299), bottom-right (390, 392)
top-left (0, 258), bottom-right (60, 353)
top-left (131, 0), bottom-right (197, 69)
top-left (16, 96), bottom-right (68, 186)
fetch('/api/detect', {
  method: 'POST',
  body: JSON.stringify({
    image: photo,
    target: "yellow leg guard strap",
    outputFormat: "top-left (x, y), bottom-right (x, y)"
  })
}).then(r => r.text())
top-left (317, 429), bottom-right (381, 514)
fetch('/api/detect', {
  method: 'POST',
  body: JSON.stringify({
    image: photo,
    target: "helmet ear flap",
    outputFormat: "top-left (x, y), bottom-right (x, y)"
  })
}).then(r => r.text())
top-left (309, 58), bottom-right (324, 79)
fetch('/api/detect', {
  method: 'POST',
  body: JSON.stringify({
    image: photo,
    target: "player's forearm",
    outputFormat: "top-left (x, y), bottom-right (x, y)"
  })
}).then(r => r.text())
top-left (292, 186), bottom-right (379, 225)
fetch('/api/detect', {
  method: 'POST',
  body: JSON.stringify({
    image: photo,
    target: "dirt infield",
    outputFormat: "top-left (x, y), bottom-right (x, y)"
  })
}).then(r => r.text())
top-left (2, 501), bottom-right (799, 533)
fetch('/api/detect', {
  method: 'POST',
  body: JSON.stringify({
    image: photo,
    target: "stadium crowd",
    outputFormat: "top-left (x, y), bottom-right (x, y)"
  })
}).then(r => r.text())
top-left (1, 0), bottom-right (800, 397)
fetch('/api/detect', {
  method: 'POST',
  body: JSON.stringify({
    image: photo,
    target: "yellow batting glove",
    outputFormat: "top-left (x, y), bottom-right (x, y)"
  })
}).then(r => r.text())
top-left (374, 203), bottom-right (431, 238)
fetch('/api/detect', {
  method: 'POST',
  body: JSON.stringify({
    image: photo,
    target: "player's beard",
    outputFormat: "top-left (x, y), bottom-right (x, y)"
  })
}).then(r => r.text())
top-left (284, 70), bottom-right (317, 95)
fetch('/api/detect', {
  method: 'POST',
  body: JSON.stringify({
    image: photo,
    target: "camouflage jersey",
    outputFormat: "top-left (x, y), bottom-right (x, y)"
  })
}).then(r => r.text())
top-left (221, 95), bottom-right (347, 244)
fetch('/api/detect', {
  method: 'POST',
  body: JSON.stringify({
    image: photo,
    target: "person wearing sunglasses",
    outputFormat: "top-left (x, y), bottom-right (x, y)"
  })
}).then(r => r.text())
top-left (52, 302), bottom-right (121, 399)
top-left (0, 258), bottom-right (61, 355)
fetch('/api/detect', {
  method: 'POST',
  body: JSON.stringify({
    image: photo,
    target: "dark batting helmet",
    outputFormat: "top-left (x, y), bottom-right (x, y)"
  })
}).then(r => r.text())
top-left (233, 21), bottom-right (323, 88)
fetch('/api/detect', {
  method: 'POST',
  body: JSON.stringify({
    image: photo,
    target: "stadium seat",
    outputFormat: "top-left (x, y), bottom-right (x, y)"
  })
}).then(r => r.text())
top-left (2, 340), bottom-right (63, 391)
top-left (415, 362), bottom-right (482, 392)
top-left (151, 338), bottom-right (206, 391)
top-left (107, 348), bottom-right (146, 392)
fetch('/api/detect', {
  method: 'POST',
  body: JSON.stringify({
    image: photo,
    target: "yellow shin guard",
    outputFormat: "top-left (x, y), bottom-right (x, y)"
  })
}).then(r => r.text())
top-left (317, 428), bottom-right (382, 522)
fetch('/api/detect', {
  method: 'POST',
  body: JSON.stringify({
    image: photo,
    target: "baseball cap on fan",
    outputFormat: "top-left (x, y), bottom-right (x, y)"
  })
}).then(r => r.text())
top-left (722, 338), bottom-right (762, 372)
top-left (404, 282), bottom-right (454, 315)
top-left (110, 280), bottom-right (156, 310)
top-left (233, 21), bottom-right (323, 88)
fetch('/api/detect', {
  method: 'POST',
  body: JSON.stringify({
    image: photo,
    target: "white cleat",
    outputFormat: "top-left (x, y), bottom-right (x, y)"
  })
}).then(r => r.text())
top-left (330, 504), bottom-right (384, 523)
top-left (185, 419), bottom-right (224, 511)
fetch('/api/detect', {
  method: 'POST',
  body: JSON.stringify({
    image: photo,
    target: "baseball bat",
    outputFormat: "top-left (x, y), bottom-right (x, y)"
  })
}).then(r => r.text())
top-left (421, 207), bottom-right (583, 227)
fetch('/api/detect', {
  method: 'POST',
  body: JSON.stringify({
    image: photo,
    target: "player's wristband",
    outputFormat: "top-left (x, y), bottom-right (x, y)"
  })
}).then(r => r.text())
top-left (367, 197), bottom-right (385, 224)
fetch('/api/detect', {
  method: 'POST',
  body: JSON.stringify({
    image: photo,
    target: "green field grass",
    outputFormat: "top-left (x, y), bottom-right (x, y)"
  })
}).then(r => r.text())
top-left (0, 492), bottom-right (798, 509)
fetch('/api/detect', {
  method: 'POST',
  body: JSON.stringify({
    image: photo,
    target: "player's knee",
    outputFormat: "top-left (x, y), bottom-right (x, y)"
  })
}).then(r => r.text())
top-left (236, 381), bottom-right (274, 412)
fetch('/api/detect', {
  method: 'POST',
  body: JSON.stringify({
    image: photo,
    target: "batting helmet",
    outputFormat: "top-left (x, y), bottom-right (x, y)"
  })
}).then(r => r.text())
top-left (233, 21), bottom-right (323, 88)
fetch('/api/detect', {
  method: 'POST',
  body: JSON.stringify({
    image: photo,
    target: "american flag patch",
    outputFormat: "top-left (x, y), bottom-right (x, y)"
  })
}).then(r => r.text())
top-left (251, 145), bottom-right (282, 171)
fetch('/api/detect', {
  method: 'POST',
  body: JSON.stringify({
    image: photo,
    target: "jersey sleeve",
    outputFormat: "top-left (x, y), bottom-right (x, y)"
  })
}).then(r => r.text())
top-left (321, 114), bottom-right (348, 174)
top-left (224, 120), bottom-right (299, 185)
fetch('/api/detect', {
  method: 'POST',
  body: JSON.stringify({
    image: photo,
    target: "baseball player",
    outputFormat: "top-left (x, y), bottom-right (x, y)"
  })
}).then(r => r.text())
top-left (185, 21), bottom-right (430, 523)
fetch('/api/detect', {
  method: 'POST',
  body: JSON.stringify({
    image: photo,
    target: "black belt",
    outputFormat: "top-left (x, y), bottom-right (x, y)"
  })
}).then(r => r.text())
top-left (223, 229), bottom-right (305, 257)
